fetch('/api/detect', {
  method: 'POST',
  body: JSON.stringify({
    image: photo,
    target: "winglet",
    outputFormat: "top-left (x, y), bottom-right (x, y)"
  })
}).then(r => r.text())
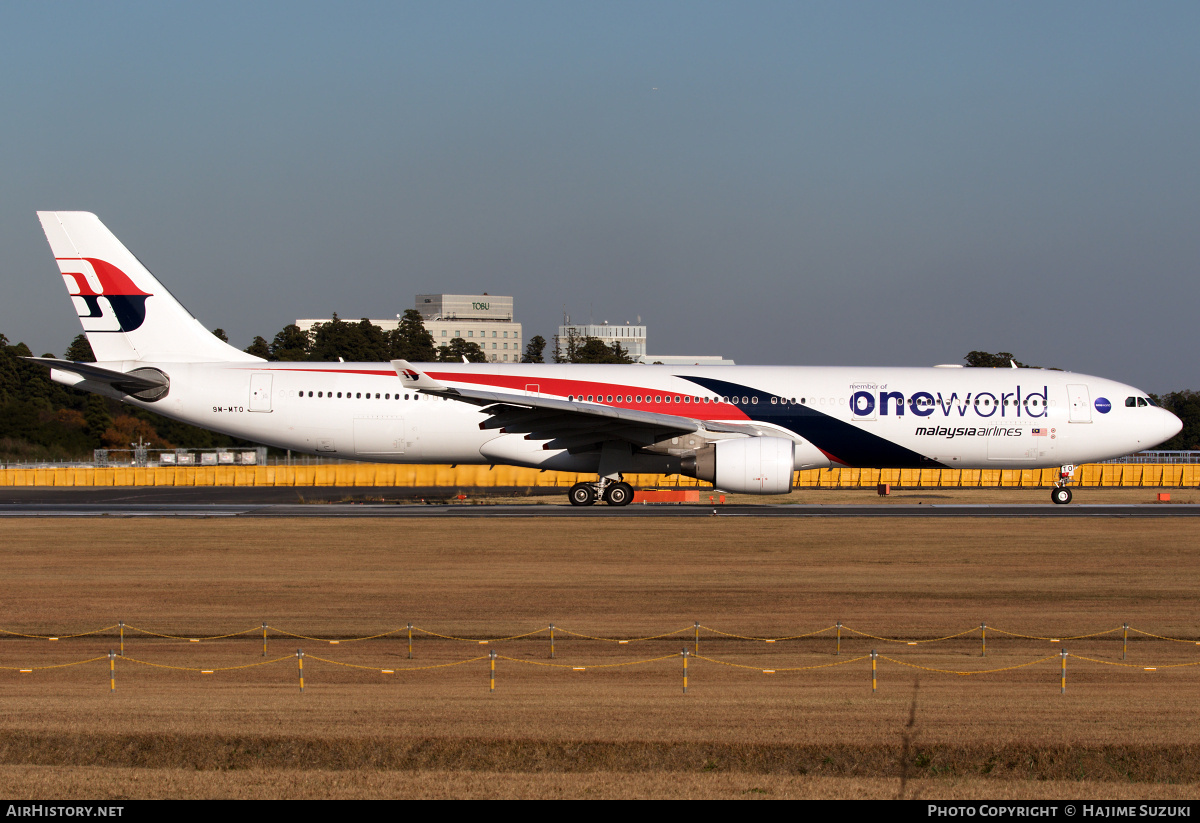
top-left (391, 360), bottom-right (449, 392)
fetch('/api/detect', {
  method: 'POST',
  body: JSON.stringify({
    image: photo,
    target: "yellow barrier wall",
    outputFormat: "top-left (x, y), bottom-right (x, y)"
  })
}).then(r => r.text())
top-left (0, 464), bottom-right (1195, 488)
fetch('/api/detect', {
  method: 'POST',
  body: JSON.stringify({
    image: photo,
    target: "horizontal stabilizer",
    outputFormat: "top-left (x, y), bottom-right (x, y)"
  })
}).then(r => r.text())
top-left (24, 357), bottom-right (168, 393)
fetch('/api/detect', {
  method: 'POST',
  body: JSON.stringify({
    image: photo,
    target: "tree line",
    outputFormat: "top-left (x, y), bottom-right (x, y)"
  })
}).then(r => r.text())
top-left (0, 333), bottom-right (255, 463)
top-left (221, 311), bottom-right (634, 366)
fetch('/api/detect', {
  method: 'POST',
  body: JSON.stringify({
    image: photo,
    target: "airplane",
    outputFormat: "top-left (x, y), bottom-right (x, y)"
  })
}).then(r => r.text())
top-left (28, 211), bottom-right (1183, 506)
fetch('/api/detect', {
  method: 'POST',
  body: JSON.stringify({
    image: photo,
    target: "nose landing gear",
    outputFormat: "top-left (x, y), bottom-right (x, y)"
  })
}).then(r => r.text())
top-left (568, 478), bottom-right (635, 506)
top-left (1051, 464), bottom-right (1076, 505)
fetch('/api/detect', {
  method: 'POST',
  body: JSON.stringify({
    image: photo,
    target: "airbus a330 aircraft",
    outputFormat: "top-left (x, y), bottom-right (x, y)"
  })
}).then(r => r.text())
top-left (29, 212), bottom-right (1182, 506)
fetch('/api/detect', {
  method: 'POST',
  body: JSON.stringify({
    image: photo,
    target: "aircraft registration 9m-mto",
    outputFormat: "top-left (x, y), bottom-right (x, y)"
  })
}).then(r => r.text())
top-left (30, 212), bottom-right (1182, 506)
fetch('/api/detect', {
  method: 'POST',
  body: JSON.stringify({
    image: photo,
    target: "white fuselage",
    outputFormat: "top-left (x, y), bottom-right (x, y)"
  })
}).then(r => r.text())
top-left (66, 362), bottom-right (1180, 472)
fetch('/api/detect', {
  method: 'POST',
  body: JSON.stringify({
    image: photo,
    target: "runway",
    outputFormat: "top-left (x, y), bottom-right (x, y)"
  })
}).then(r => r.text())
top-left (1, 502), bottom-right (1197, 518)
top-left (1, 487), bottom-right (1195, 517)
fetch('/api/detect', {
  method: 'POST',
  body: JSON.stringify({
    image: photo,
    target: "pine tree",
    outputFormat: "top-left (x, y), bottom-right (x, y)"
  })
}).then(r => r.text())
top-left (522, 335), bottom-right (546, 363)
top-left (268, 324), bottom-right (310, 361)
top-left (437, 338), bottom-right (487, 363)
top-left (64, 334), bottom-right (95, 362)
top-left (244, 336), bottom-right (271, 359)
top-left (389, 309), bottom-right (438, 362)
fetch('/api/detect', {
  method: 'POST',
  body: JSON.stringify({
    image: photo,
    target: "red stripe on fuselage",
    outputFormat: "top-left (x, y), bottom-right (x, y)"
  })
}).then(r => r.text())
top-left (425, 371), bottom-right (752, 421)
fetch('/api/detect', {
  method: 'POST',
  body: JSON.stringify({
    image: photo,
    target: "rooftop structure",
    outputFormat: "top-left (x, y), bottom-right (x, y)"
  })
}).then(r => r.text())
top-left (555, 318), bottom-right (731, 365)
top-left (556, 321), bottom-right (647, 361)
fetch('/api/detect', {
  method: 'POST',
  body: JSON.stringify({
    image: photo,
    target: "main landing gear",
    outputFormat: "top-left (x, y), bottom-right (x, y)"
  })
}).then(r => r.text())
top-left (1051, 464), bottom-right (1076, 505)
top-left (569, 478), bottom-right (634, 507)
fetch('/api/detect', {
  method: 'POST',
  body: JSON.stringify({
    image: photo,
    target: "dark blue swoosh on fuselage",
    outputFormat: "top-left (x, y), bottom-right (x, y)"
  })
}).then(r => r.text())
top-left (680, 375), bottom-right (944, 469)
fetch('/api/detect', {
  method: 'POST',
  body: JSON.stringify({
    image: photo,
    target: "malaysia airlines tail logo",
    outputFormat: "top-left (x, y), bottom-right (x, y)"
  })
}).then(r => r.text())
top-left (56, 257), bottom-right (152, 333)
top-left (400, 369), bottom-right (419, 381)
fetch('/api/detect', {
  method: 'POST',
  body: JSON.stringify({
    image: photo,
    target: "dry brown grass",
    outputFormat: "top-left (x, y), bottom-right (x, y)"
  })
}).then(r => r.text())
top-left (1, 517), bottom-right (1199, 798)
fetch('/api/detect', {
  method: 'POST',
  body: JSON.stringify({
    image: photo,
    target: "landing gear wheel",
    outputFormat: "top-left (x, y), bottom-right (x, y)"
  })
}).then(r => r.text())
top-left (603, 481), bottom-right (634, 506)
top-left (569, 483), bottom-right (596, 506)
top-left (1051, 487), bottom-right (1073, 505)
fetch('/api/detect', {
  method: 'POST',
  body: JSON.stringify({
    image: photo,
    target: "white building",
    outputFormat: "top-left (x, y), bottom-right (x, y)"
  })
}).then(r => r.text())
top-left (417, 294), bottom-right (524, 363)
top-left (297, 293), bottom-right (525, 363)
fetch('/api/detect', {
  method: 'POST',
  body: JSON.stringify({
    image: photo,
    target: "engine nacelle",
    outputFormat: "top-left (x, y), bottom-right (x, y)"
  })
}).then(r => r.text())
top-left (681, 436), bottom-right (795, 495)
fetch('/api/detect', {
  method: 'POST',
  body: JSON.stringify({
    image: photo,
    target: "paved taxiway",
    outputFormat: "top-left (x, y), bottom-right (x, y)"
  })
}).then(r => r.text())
top-left (2, 503), bottom-right (1197, 518)
top-left (1, 487), bottom-right (1196, 517)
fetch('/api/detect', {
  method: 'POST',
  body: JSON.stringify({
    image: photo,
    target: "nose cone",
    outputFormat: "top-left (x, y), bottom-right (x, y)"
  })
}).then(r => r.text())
top-left (1161, 408), bottom-right (1183, 445)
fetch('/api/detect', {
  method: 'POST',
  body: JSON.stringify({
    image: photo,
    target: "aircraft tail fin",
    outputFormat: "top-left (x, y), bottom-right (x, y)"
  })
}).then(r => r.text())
top-left (37, 211), bottom-right (262, 363)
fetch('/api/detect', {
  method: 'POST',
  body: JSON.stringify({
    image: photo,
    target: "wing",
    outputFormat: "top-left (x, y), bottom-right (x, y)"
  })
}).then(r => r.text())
top-left (391, 360), bottom-right (761, 452)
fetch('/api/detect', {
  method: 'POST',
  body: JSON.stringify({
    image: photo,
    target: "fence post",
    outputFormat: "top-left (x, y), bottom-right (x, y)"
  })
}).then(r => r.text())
top-left (981, 623), bottom-right (986, 657)
top-left (682, 648), bottom-right (689, 694)
top-left (871, 649), bottom-right (877, 693)
top-left (408, 623), bottom-right (413, 659)
top-left (262, 623), bottom-right (268, 657)
top-left (118, 621), bottom-right (124, 656)
top-left (550, 624), bottom-right (555, 659)
top-left (1122, 623), bottom-right (1128, 660)
top-left (836, 621), bottom-right (842, 656)
top-left (108, 650), bottom-right (116, 693)
top-left (489, 649), bottom-right (496, 692)
top-left (297, 649), bottom-right (305, 692)
top-left (694, 622), bottom-right (700, 654)
top-left (1060, 648), bottom-right (1067, 694)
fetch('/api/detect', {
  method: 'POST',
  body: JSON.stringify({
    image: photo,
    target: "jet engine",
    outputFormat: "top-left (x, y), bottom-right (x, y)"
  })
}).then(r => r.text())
top-left (680, 436), bottom-right (795, 495)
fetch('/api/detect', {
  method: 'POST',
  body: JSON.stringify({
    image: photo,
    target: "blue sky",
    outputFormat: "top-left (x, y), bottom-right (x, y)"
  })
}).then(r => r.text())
top-left (2, 2), bottom-right (1196, 390)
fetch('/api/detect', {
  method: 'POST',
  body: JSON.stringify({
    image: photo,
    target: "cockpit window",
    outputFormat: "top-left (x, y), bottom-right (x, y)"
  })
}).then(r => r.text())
top-left (1138, 397), bottom-right (1148, 407)
top-left (1126, 397), bottom-right (1137, 407)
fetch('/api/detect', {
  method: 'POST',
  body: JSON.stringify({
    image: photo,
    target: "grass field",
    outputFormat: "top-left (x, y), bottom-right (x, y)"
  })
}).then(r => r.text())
top-left (1, 515), bottom-right (1199, 799)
